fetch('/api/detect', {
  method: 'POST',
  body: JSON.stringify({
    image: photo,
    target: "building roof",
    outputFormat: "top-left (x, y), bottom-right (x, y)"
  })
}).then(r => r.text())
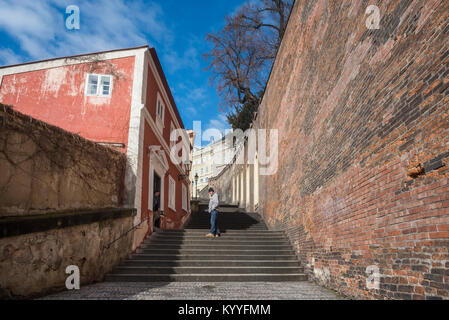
top-left (0, 45), bottom-right (150, 70)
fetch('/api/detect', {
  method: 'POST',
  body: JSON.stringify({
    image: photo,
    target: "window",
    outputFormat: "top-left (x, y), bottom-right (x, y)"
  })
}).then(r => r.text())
top-left (101, 76), bottom-right (111, 95)
top-left (85, 74), bottom-right (113, 97)
top-left (155, 94), bottom-right (165, 134)
top-left (168, 175), bottom-right (176, 211)
top-left (157, 100), bottom-right (163, 120)
top-left (182, 184), bottom-right (187, 211)
top-left (170, 122), bottom-right (175, 148)
top-left (87, 75), bottom-right (98, 95)
top-left (156, 95), bottom-right (165, 122)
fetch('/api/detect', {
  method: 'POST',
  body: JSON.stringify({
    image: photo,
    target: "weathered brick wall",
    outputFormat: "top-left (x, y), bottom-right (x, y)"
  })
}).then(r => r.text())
top-left (257, 0), bottom-right (449, 299)
top-left (0, 104), bottom-right (127, 217)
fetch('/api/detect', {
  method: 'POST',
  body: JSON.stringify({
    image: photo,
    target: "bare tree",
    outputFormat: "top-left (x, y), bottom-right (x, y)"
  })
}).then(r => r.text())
top-left (232, 0), bottom-right (293, 49)
top-left (204, 0), bottom-right (293, 129)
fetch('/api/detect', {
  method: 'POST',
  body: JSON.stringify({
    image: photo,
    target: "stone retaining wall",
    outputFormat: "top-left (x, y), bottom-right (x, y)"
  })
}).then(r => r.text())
top-left (0, 104), bottom-right (127, 217)
top-left (0, 208), bottom-right (135, 299)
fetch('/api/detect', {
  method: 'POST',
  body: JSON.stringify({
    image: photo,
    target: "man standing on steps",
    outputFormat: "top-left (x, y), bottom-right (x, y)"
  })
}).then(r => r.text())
top-left (206, 188), bottom-right (220, 238)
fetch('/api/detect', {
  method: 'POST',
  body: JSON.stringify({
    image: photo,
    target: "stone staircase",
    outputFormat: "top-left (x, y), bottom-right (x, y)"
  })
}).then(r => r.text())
top-left (105, 203), bottom-right (307, 282)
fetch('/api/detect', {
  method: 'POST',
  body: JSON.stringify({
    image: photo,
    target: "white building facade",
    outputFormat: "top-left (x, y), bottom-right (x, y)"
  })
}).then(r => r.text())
top-left (190, 133), bottom-right (239, 196)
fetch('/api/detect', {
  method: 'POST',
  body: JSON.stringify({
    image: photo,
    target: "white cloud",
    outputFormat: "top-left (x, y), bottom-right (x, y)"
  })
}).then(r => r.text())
top-left (175, 84), bottom-right (210, 118)
top-left (206, 113), bottom-right (230, 134)
top-left (0, 48), bottom-right (22, 65)
top-left (162, 46), bottom-right (200, 74)
top-left (187, 87), bottom-right (207, 101)
top-left (186, 106), bottom-right (198, 115)
top-left (0, 0), bottom-right (172, 62)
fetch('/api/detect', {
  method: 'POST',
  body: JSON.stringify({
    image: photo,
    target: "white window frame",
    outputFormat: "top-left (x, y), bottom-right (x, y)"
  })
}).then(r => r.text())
top-left (155, 93), bottom-right (165, 133)
top-left (170, 121), bottom-right (175, 149)
top-left (85, 74), bottom-right (113, 97)
top-left (168, 175), bottom-right (176, 211)
top-left (182, 183), bottom-right (187, 212)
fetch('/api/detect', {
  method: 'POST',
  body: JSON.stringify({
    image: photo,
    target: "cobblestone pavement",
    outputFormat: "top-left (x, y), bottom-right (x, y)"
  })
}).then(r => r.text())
top-left (40, 282), bottom-right (345, 300)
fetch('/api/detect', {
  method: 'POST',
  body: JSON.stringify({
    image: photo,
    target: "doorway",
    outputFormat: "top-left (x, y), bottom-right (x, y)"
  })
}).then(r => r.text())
top-left (153, 173), bottom-right (162, 228)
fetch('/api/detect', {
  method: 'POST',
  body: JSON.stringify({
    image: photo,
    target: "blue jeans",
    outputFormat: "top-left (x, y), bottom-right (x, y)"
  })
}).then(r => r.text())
top-left (210, 210), bottom-right (220, 235)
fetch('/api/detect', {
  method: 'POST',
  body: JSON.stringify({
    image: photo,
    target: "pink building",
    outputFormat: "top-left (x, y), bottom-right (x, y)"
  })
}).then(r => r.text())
top-left (0, 46), bottom-right (193, 249)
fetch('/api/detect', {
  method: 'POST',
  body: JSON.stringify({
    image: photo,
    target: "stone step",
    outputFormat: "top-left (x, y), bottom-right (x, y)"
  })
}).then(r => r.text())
top-left (136, 248), bottom-right (295, 255)
top-left (218, 204), bottom-right (239, 208)
top-left (188, 215), bottom-right (263, 220)
top-left (149, 234), bottom-right (288, 241)
top-left (186, 222), bottom-right (265, 226)
top-left (105, 205), bottom-right (301, 284)
top-left (190, 214), bottom-right (261, 218)
top-left (104, 274), bottom-right (308, 282)
top-left (184, 228), bottom-right (268, 232)
top-left (122, 260), bottom-right (301, 267)
top-left (185, 227), bottom-right (268, 230)
top-left (144, 239), bottom-right (290, 246)
top-left (186, 220), bottom-right (265, 223)
top-left (160, 230), bottom-right (284, 235)
top-left (188, 215), bottom-right (263, 219)
top-left (111, 266), bottom-right (304, 275)
top-left (186, 221), bottom-right (266, 225)
top-left (130, 254), bottom-right (299, 261)
top-left (138, 244), bottom-right (293, 251)
top-left (188, 216), bottom-right (263, 221)
top-left (188, 221), bottom-right (263, 224)
top-left (184, 228), bottom-right (268, 231)
top-left (186, 224), bottom-right (265, 227)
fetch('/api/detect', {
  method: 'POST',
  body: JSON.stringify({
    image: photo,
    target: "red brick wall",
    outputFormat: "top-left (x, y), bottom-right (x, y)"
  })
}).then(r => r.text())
top-left (257, 0), bottom-right (449, 299)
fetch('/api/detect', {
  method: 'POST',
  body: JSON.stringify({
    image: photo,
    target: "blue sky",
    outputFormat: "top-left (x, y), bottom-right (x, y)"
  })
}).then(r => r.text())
top-left (0, 0), bottom-right (245, 147)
